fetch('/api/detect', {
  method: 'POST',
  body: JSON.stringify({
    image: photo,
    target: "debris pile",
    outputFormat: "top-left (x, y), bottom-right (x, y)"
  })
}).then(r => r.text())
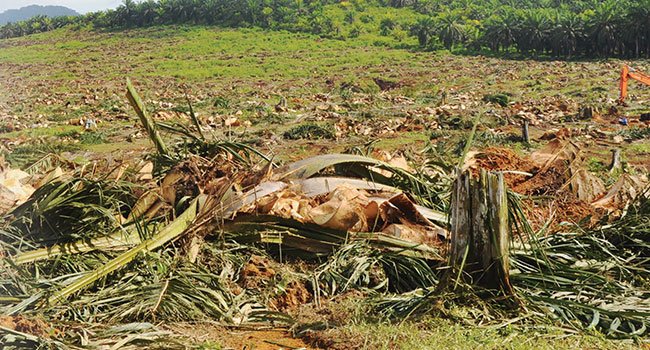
top-left (466, 140), bottom-right (649, 229)
top-left (0, 82), bottom-right (648, 349)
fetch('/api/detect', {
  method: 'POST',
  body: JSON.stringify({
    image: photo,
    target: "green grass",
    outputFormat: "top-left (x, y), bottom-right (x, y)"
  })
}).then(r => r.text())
top-left (374, 131), bottom-right (430, 151)
top-left (0, 25), bottom-right (638, 128)
top-left (340, 318), bottom-right (642, 350)
top-left (288, 294), bottom-right (643, 350)
top-left (141, 28), bottom-right (419, 80)
top-left (0, 124), bottom-right (80, 139)
top-left (0, 25), bottom-right (418, 79)
top-left (627, 142), bottom-right (650, 156)
top-left (79, 131), bottom-right (107, 145)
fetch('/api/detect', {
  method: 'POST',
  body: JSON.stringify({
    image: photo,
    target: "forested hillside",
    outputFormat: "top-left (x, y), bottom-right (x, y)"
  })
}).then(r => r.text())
top-left (0, 5), bottom-right (79, 25)
top-left (1, 0), bottom-right (649, 58)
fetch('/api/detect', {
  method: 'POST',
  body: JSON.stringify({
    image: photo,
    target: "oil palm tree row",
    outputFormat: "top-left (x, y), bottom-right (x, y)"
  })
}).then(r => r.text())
top-left (414, 0), bottom-right (650, 58)
top-left (2, 0), bottom-right (650, 58)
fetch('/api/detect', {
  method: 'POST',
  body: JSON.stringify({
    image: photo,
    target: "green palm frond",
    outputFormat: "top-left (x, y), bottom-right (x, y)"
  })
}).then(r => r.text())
top-left (7, 177), bottom-right (139, 248)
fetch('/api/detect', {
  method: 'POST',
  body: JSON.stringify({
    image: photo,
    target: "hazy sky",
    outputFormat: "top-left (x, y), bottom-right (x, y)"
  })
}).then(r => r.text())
top-left (0, 1), bottom-right (124, 14)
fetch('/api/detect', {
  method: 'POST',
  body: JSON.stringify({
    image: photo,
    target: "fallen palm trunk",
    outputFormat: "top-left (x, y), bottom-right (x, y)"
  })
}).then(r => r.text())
top-left (225, 214), bottom-right (443, 260)
top-left (7, 174), bottom-right (447, 265)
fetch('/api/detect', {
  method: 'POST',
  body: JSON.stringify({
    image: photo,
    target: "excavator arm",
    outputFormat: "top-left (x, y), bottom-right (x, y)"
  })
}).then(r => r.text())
top-left (620, 65), bottom-right (650, 103)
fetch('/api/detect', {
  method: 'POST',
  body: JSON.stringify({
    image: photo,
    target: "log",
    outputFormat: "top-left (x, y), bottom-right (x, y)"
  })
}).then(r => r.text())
top-left (450, 169), bottom-right (513, 294)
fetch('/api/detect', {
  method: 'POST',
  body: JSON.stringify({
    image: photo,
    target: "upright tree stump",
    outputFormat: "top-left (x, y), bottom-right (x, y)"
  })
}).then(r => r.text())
top-left (521, 120), bottom-right (530, 144)
top-left (610, 149), bottom-right (622, 173)
top-left (450, 169), bottom-right (513, 295)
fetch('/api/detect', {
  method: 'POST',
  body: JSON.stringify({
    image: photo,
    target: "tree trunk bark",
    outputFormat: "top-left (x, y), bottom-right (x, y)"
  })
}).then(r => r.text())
top-left (610, 149), bottom-right (622, 173)
top-left (521, 120), bottom-right (530, 143)
top-left (450, 169), bottom-right (513, 295)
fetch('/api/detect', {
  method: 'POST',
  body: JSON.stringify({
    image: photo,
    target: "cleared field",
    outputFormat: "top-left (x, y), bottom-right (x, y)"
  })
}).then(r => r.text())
top-left (1, 27), bottom-right (649, 160)
top-left (1, 25), bottom-right (650, 349)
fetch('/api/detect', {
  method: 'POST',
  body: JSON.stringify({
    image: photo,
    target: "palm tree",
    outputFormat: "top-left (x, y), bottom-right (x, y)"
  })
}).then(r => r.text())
top-left (549, 11), bottom-right (584, 58)
top-left (387, 0), bottom-right (417, 8)
top-left (142, 0), bottom-right (161, 26)
top-left (481, 10), bottom-right (518, 52)
top-left (624, 0), bottom-right (650, 57)
top-left (435, 11), bottom-right (466, 49)
top-left (514, 9), bottom-right (551, 55)
top-left (411, 17), bottom-right (436, 47)
top-left (585, 0), bottom-right (623, 56)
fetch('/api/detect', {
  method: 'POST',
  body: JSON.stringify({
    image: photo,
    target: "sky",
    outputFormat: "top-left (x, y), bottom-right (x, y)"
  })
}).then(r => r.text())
top-left (0, 1), bottom-right (124, 14)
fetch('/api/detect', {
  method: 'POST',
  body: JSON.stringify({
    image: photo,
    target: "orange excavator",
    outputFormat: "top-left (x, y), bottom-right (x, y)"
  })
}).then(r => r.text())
top-left (619, 65), bottom-right (650, 104)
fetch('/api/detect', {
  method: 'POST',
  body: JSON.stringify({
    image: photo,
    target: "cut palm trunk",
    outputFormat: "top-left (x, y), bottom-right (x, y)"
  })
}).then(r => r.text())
top-left (450, 169), bottom-right (513, 295)
top-left (521, 120), bottom-right (530, 143)
top-left (609, 149), bottom-right (622, 173)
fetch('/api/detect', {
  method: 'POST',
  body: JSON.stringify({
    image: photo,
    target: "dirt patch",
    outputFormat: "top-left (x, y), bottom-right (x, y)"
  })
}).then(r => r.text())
top-left (294, 292), bottom-right (373, 348)
top-left (539, 127), bottom-right (582, 140)
top-left (301, 328), bottom-right (364, 350)
top-left (514, 161), bottom-right (569, 196)
top-left (522, 196), bottom-right (600, 233)
top-left (291, 290), bottom-right (370, 345)
top-left (169, 323), bottom-right (312, 350)
top-left (240, 255), bottom-right (277, 290)
top-left (0, 315), bottom-right (52, 338)
top-left (270, 280), bottom-right (312, 312)
top-left (471, 147), bottom-right (537, 188)
top-left (557, 199), bottom-right (599, 226)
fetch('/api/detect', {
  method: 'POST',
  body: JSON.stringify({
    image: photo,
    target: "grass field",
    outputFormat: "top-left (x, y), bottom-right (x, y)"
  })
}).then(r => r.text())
top-left (1, 25), bottom-right (650, 349)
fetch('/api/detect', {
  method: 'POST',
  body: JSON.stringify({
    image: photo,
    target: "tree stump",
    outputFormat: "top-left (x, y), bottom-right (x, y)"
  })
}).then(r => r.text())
top-left (521, 120), bottom-right (530, 144)
top-left (579, 105), bottom-right (594, 119)
top-left (610, 149), bottom-right (622, 173)
top-left (450, 169), bottom-right (513, 295)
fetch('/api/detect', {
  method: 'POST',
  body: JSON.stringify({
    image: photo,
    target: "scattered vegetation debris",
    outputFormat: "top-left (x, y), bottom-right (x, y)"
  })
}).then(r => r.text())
top-left (640, 112), bottom-right (650, 122)
top-left (482, 93), bottom-right (510, 107)
top-left (1, 78), bottom-right (649, 349)
top-left (593, 174), bottom-right (649, 216)
top-left (372, 77), bottom-right (402, 91)
top-left (579, 105), bottom-right (596, 119)
top-left (283, 123), bottom-right (335, 140)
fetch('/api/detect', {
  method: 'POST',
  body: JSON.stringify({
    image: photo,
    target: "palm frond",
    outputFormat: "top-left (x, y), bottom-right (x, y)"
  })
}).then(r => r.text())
top-left (6, 177), bottom-right (138, 248)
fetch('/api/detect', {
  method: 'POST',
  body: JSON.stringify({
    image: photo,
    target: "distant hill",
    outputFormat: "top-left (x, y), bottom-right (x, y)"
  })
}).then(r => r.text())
top-left (0, 5), bottom-right (79, 25)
